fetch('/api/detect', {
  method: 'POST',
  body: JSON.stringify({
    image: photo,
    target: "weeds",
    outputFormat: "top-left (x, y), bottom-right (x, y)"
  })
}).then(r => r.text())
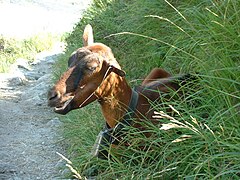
top-left (0, 33), bottom-right (61, 72)
top-left (53, 0), bottom-right (240, 179)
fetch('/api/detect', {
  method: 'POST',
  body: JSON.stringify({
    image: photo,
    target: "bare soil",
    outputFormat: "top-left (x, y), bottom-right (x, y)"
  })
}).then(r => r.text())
top-left (0, 1), bottom-right (92, 179)
top-left (0, 46), bottom-right (66, 179)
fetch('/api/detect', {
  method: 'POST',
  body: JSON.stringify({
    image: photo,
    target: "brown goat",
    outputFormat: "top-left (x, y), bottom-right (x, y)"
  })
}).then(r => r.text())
top-left (48, 25), bottom-right (194, 157)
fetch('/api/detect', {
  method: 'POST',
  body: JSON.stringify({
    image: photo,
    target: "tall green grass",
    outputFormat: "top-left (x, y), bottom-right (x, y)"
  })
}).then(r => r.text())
top-left (54, 0), bottom-right (240, 179)
top-left (0, 33), bottom-right (61, 72)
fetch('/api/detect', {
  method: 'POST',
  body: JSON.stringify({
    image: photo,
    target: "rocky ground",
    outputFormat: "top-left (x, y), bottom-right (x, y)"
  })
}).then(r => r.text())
top-left (0, 43), bottom-right (67, 179)
top-left (0, 1), bottom-right (92, 179)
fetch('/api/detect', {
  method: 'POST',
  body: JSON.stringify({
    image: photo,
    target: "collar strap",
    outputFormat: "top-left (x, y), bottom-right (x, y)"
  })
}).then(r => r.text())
top-left (109, 65), bottom-right (126, 77)
top-left (92, 89), bottom-right (139, 159)
top-left (116, 88), bottom-right (139, 127)
top-left (111, 88), bottom-right (139, 144)
top-left (79, 64), bottom-right (125, 108)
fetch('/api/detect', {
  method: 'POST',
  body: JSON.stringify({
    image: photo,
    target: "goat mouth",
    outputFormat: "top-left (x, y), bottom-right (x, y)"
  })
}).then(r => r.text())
top-left (54, 96), bottom-right (74, 112)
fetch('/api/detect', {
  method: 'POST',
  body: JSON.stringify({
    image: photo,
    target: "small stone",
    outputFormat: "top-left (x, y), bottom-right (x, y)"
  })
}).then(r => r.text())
top-left (47, 117), bottom-right (62, 127)
top-left (15, 58), bottom-right (32, 71)
top-left (24, 71), bottom-right (42, 81)
top-left (9, 74), bottom-right (27, 86)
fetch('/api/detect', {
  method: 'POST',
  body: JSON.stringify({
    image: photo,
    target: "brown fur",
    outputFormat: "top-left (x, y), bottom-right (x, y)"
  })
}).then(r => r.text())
top-left (48, 25), bottom-right (190, 129)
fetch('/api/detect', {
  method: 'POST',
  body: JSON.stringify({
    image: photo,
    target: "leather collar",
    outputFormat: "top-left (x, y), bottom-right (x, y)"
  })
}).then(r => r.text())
top-left (92, 88), bottom-right (139, 158)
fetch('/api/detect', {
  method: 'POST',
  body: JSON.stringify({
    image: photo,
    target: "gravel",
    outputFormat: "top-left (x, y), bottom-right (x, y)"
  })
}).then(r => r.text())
top-left (0, 0), bottom-right (92, 179)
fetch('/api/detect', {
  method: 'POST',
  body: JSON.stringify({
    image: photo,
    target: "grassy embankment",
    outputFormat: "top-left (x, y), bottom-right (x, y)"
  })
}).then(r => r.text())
top-left (54, 0), bottom-right (240, 179)
top-left (0, 34), bottom-right (60, 72)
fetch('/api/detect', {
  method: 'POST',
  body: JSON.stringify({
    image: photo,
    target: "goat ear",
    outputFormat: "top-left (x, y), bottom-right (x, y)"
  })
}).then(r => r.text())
top-left (82, 24), bottom-right (94, 46)
top-left (109, 65), bottom-right (126, 77)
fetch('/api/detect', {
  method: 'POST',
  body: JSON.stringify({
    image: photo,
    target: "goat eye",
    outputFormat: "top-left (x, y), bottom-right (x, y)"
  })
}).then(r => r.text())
top-left (87, 66), bottom-right (97, 71)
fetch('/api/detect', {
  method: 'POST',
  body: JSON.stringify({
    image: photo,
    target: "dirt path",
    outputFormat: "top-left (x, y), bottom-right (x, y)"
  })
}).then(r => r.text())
top-left (0, 44), bottom-right (67, 179)
top-left (0, 1), bottom-right (92, 179)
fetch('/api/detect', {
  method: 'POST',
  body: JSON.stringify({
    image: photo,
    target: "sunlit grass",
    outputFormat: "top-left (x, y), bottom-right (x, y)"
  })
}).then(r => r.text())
top-left (53, 0), bottom-right (240, 179)
top-left (0, 33), bottom-right (61, 72)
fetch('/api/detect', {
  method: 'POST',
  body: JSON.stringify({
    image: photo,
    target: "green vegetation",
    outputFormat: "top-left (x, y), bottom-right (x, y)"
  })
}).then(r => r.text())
top-left (0, 33), bottom-right (60, 72)
top-left (54, 0), bottom-right (240, 179)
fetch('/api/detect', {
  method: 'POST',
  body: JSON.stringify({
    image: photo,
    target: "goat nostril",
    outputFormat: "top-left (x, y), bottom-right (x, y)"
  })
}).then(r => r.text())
top-left (49, 94), bottom-right (57, 101)
top-left (49, 91), bottom-right (60, 101)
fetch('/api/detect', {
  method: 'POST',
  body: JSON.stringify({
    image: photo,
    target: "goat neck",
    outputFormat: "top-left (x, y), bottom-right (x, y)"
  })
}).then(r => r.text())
top-left (95, 72), bottom-right (132, 128)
